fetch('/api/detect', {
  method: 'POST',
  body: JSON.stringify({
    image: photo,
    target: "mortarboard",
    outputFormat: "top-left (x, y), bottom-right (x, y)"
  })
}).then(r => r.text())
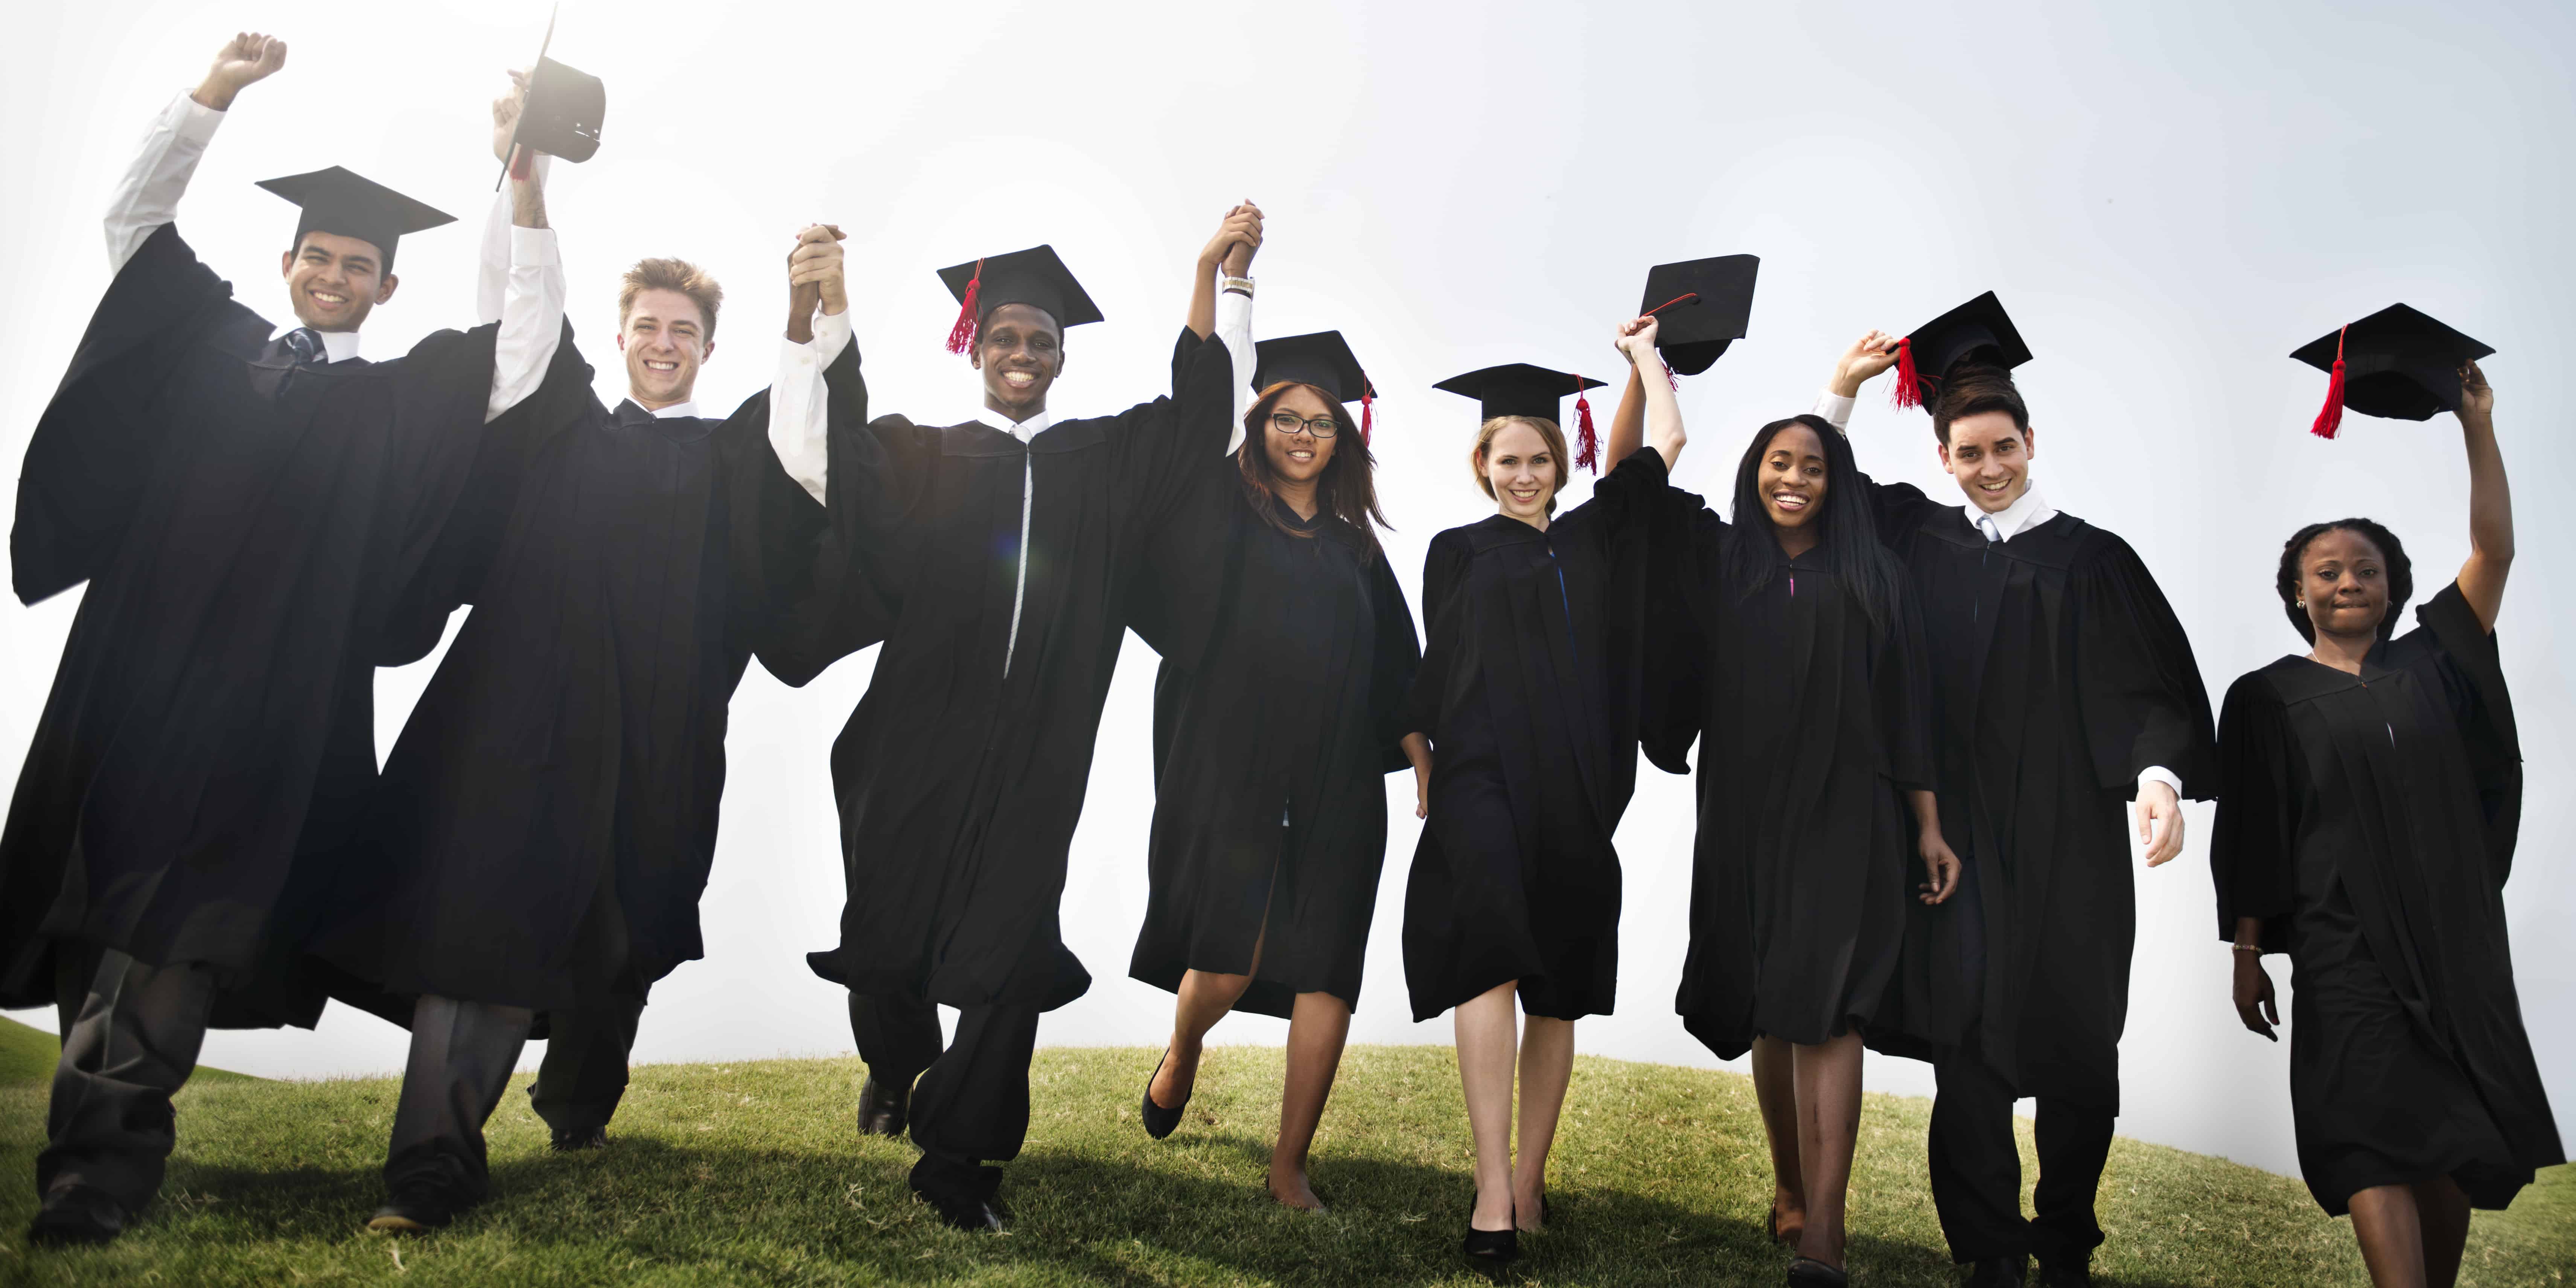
top-left (1637, 254), bottom-right (1759, 376)
top-left (1255, 330), bottom-right (1377, 440)
top-left (1434, 363), bottom-right (1609, 472)
top-left (495, 8), bottom-right (607, 188)
top-left (2293, 304), bottom-right (2494, 439)
top-left (939, 245), bottom-right (1104, 354)
top-left (1889, 291), bottom-right (2031, 410)
top-left (257, 167), bottom-right (453, 272)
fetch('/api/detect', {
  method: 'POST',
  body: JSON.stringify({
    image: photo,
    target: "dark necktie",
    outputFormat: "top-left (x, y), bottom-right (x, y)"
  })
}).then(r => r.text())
top-left (283, 327), bottom-right (327, 367)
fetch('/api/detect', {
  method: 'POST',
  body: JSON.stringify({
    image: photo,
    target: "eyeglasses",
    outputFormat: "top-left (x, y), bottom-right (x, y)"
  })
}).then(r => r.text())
top-left (1268, 411), bottom-right (1341, 438)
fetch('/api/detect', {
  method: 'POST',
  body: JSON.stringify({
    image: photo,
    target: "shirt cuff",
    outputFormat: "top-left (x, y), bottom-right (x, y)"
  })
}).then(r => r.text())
top-left (174, 91), bottom-right (225, 138)
top-left (509, 224), bottom-right (559, 268)
top-left (2138, 766), bottom-right (2183, 798)
top-left (1813, 390), bottom-right (1856, 434)
top-left (807, 306), bottom-right (854, 362)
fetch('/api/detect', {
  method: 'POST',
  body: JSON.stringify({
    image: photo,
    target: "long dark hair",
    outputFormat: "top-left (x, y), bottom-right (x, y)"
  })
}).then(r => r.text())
top-left (1722, 414), bottom-right (1905, 633)
top-left (1238, 381), bottom-right (1391, 562)
top-left (2275, 518), bottom-right (2411, 643)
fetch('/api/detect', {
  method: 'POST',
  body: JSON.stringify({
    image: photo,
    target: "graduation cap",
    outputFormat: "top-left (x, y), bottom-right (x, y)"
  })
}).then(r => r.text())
top-left (1434, 363), bottom-right (1609, 472)
top-left (256, 167), bottom-right (453, 272)
top-left (1637, 254), bottom-right (1759, 376)
top-left (940, 245), bottom-right (1103, 353)
top-left (1255, 330), bottom-right (1377, 440)
top-left (1889, 291), bottom-right (2031, 410)
top-left (2293, 304), bottom-right (2494, 440)
top-left (494, 7), bottom-right (607, 189)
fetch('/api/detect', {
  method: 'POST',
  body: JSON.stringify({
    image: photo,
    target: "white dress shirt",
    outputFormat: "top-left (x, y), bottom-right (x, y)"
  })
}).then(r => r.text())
top-left (113, 90), bottom-right (561, 422)
top-left (1213, 283), bottom-right (1256, 454)
top-left (1808, 390), bottom-right (2180, 800)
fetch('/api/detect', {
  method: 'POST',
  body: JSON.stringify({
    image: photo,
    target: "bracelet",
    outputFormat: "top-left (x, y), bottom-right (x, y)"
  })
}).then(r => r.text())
top-left (2231, 942), bottom-right (2262, 954)
top-left (1219, 276), bottom-right (1255, 296)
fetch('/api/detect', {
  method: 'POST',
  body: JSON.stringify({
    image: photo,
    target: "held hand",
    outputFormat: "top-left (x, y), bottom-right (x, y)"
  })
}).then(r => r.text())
top-left (1402, 732), bottom-right (1433, 820)
top-left (2458, 360), bottom-right (2494, 421)
top-left (1830, 330), bottom-right (1900, 398)
top-left (2233, 951), bottom-right (2280, 1041)
top-left (2137, 780), bottom-right (2185, 867)
top-left (195, 32), bottom-right (287, 111)
top-left (492, 68), bottom-right (531, 164)
top-left (1223, 201), bottom-right (1262, 276)
top-left (1917, 829), bottom-right (1963, 904)
top-left (1615, 315), bottom-right (1661, 364)
top-left (788, 224), bottom-right (849, 316)
top-left (1200, 202), bottom-right (1264, 273)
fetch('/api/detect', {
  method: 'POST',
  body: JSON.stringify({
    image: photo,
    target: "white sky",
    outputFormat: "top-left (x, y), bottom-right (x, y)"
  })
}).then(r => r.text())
top-left (4, 0), bottom-right (2568, 1183)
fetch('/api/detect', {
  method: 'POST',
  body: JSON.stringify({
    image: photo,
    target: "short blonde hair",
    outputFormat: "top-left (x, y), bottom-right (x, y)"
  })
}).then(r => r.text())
top-left (1470, 415), bottom-right (1571, 515)
top-left (618, 257), bottom-right (724, 340)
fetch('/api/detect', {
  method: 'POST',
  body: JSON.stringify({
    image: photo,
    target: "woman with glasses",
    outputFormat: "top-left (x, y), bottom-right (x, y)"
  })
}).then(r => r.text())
top-left (1399, 338), bottom-right (1682, 1272)
top-left (1124, 231), bottom-right (1421, 1212)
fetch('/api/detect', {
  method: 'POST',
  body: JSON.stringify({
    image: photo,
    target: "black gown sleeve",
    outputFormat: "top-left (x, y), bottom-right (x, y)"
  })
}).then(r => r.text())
top-left (1876, 579), bottom-right (1937, 793)
top-left (1402, 530), bottom-right (1473, 741)
top-left (2209, 671), bottom-right (2297, 950)
top-left (14, 223), bottom-right (259, 603)
top-left (728, 340), bottom-right (858, 684)
top-left (1366, 549), bottom-right (1425, 773)
top-left (2070, 533), bottom-right (2218, 798)
top-left (1559, 443), bottom-right (1673, 540)
top-left (1857, 473), bottom-right (1943, 551)
top-left (764, 408), bottom-right (944, 683)
top-left (1637, 487), bottom-right (1719, 776)
top-left (1113, 327), bottom-right (1239, 539)
top-left (2414, 580), bottom-right (2523, 883)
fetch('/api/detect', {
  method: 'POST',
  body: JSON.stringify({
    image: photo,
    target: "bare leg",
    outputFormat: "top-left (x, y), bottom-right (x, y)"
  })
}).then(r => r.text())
top-left (1454, 981), bottom-right (1521, 1233)
top-left (1791, 1032), bottom-right (1865, 1268)
top-left (1751, 1034), bottom-right (1807, 1245)
top-left (1511, 1015), bottom-right (1576, 1232)
top-left (1268, 991), bottom-right (1350, 1211)
top-left (2350, 1183), bottom-right (2430, 1288)
top-left (1155, 968), bottom-right (1254, 1110)
top-left (2413, 1175), bottom-right (2472, 1288)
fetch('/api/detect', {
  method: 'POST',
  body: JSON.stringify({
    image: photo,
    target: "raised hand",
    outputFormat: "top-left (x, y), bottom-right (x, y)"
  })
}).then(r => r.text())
top-left (194, 32), bottom-right (287, 111)
top-left (493, 68), bottom-right (532, 165)
top-left (2458, 359), bottom-right (2494, 421)
top-left (1200, 201), bottom-right (1264, 275)
top-left (790, 224), bottom-right (848, 312)
top-left (1614, 315), bottom-right (1661, 364)
top-left (1830, 329), bottom-right (1900, 398)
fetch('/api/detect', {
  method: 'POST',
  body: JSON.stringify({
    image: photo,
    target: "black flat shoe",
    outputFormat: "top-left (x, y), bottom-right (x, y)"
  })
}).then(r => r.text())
top-left (550, 1127), bottom-right (609, 1152)
top-left (26, 1184), bottom-right (126, 1247)
top-left (1463, 1203), bottom-right (1519, 1274)
top-left (2036, 1256), bottom-right (2093, 1288)
top-left (857, 1073), bottom-right (911, 1139)
top-left (909, 1155), bottom-right (1004, 1232)
top-left (366, 1192), bottom-right (463, 1235)
top-left (1965, 1256), bottom-right (2029, 1287)
top-left (1788, 1257), bottom-right (1850, 1287)
top-left (1140, 1049), bottom-right (1189, 1140)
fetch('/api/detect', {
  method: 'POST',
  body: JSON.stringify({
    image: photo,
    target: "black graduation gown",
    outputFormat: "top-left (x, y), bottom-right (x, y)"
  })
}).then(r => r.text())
top-left (799, 329), bottom-right (1236, 1011)
top-left (1863, 483), bottom-right (2216, 1111)
top-left (2211, 583), bottom-right (2559, 1214)
top-left (0, 224), bottom-right (507, 1026)
top-left (1127, 472), bottom-right (1420, 1018)
top-left (1646, 495), bottom-right (1934, 1059)
top-left (1399, 448), bottom-right (1673, 1023)
top-left (314, 336), bottom-right (855, 1015)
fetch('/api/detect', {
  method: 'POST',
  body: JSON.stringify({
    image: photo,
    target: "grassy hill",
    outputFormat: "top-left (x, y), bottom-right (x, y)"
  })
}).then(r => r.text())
top-left (1, 1043), bottom-right (2565, 1286)
top-left (0, 1014), bottom-right (256, 1087)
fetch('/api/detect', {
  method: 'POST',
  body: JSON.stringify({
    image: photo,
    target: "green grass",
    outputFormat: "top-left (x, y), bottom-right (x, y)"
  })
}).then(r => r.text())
top-left (0, 1044), bottom-right (2565, 1286)
top-left (0, 1014), bottom-right (257, 1086)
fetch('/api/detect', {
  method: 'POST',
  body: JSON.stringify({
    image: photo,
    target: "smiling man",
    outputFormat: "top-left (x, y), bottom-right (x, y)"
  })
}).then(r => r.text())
top-left (791, 209), bottom-right (1257, 1231)
top-left (1817, 297), bottom-right (2216, 1288)
top-left (3, 33), bottom-right (563, 1247)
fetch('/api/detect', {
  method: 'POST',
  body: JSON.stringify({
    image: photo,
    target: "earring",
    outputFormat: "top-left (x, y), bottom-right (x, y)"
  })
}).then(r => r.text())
top-left (2297, 600), bottom-right (2307, 609)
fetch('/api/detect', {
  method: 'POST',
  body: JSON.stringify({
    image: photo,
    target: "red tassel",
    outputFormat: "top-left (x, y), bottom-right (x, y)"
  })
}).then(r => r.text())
top-left (1665, 366), bottom-right (1681, 394)
top-left (1890, 336), bottom-right (1924, 410)
top-left (1360, 389), bottom-right (1374, 445)
top-left (2310, 325), bottom-right (2348, 440)
top-left (944, 259), bottom-right (984, 355)
top-left (1573, 376), bottom-right (1600, 474)
top-left (508, 145), bottom-right (533, 182)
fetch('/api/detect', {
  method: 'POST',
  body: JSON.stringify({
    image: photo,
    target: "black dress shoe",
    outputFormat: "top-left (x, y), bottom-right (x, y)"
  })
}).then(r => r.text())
top-left (1964, 1256), bottom-right (2029, 1287)
top-left (857, 1074), bottom-right (912, 1139)
top-left (550, 1128), bottom-right (609, 1152)
top-left (1139, 1049), bottom-right (1189, 1140)
top-left (2036, 1256), bottom-right (2093, 1288)
top-left (26, 1184), bottom-right (127, 1247)
top-left (1788, 1258), bottom-right (1850, 1287)
top-left (1463, 1202), bottom-right (1519, 1274)
top-left (909, 1156), bottom-right (1004, 1232)
top-left (367, 1193), bottom-right (462, 1235)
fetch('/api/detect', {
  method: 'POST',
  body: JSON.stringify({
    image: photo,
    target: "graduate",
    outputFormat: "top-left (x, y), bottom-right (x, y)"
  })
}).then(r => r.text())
top-left (5, 34), bottom-right (565, 1247)
top-left (1607, 264), bottom-right (1949, 1287)
top-left (1819, 299), bottom-right (2215, 1288)
top-left (2214, 323), bottom-right (2558, 1288)
top-left (1124, 253), bottom-right (1423, 1210)
top-left (790, 207), bottom-right (1257, 1230)
top-left (304, 75), bottom-right (863, 1231)
top-left (1401, 345), bottom-right (1679, 1270)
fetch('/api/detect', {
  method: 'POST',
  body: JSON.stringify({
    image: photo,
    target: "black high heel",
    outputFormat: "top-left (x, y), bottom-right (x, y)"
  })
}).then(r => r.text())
top-left (1140, 1049), bottom-right (1189, 1140)
top-left (1463, 1202), bottom-right (1519, 1271)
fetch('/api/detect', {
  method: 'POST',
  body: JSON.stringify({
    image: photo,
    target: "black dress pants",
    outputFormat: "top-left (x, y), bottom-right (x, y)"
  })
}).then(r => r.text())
top-left (1929, 1034), bottom-right (2115, 1265)
top-left (527, 993), bottom-right (648, 1138)
top-left (848, 992), bottom-right (1041, 1164)
top-left (37, 949), bottom-right (218, 1215)
top-left (383, 995), bottom-right (533, 1206)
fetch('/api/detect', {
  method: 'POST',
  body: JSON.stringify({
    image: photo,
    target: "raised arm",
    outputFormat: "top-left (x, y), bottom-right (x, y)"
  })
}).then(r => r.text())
top-left (773, 223), bottom-right (854, 503)
top-left (2453, 361), bottom-right (2512, 632)
top-left (484, 71), bottom-right (564, 424)
top-left (1817, 329), bottom-right (1902, 436)
top-left (104, 34), bottom-right (285, 273)
top-left (1184, 202), bottom-right (1262, 340)
top-left (1611, 316), bottom-right (1686, 468)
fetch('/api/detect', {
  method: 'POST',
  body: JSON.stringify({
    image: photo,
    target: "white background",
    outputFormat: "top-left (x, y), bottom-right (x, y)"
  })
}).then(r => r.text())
top-left (4, 0), bottom-right (2568, 1184)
